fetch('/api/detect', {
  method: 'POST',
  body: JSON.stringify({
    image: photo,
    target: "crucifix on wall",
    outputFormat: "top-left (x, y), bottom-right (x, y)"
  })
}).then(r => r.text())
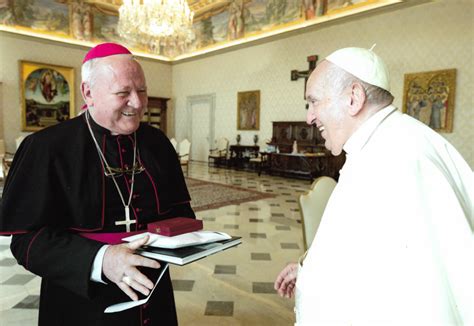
top-left (291, 54), bottom-right (318, 109)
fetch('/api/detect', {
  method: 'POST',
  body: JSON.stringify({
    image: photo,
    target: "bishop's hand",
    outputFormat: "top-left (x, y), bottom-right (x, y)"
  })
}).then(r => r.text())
top-left (274, 262), bottom-right (299, 299)
top-left (102, 235), bottom-right (161, 301)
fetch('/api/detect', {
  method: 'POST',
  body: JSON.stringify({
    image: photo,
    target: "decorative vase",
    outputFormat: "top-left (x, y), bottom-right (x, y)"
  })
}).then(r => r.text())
top-left (292, 140), bottom-right (298, 154)
top-left (236, 134), bottom-right (241, 145)
top-left (253, 134), bottom-right (258, 145)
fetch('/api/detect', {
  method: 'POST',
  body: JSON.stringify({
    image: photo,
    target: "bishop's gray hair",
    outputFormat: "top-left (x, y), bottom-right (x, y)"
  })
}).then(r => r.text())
top-left (325, 60), bottom-right (394, 107)
top-left (81, 54), bottom-right (136, 88)
top-left (81, 59), bottom-right (98, 87)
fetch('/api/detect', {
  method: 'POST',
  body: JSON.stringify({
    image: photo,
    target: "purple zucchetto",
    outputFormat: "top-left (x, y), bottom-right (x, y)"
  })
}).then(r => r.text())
top-left (82, 42), bottom-right (132, 64)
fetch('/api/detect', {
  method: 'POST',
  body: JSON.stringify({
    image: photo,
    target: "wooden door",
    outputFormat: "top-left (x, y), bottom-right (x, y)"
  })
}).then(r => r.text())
top-left (142, 97), bottom-right (169, 135)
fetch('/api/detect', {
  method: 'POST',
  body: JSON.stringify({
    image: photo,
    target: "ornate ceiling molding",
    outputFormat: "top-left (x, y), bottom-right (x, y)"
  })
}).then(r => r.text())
top-left (0, 0), bottom-right (429, 63)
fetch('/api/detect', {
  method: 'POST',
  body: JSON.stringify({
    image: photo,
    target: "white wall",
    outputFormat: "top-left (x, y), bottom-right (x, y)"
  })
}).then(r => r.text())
top-left (172, 0), bottom-right (474, 168)
top-left (0, 33), bottom-right (172, 152)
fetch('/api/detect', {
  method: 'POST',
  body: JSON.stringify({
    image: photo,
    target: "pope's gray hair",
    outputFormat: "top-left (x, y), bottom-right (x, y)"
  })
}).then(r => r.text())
top-left (325, 61), bottom-right (394, 106)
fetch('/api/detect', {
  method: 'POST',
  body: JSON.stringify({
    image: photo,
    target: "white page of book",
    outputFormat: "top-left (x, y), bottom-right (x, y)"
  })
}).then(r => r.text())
top-left (123, 231), bottom-right (231, 249)
top-left (104, 264), bottom-right (169, 313)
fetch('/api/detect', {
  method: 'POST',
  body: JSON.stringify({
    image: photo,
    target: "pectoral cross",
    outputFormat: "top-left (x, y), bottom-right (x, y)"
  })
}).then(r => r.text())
top-left (291, 54), bottom-right (318, 109)
top-left (115, 206), bottom-right (136, 232)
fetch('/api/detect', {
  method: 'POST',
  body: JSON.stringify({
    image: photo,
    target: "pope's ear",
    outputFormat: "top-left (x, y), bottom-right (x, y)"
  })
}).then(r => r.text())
top-left (348, 83), bottom-right (366, 116)
top-left (81, 82), bottom-right (93, 105)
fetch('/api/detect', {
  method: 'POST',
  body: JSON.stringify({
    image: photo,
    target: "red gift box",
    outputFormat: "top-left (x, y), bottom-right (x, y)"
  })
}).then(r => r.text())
top-left (148, 217), bottom-right (203, 237)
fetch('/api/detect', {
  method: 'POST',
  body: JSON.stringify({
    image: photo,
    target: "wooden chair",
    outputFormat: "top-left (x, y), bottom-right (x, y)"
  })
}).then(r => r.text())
top-left (249, 152), bottom-right (269, 176)
top-left (0, 139), bottom-right (14, 180)
top-left (178, 139), bottom-right (191, 176)
top-left (169, 138), bottom-right (178, 154)
top-left (16, 135), bottom-right (26, 150)
top-left (298, 176), bottom-right (337, 250)
top-left (208, 137), bottom-right (229, 167)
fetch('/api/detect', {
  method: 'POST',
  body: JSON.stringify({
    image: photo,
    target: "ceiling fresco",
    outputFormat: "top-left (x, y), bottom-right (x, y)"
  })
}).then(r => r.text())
top-left (0, 0), bottom-right (403, 62)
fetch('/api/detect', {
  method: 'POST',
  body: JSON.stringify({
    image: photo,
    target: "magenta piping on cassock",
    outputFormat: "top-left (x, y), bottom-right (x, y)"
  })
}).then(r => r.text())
top-left (142, 164), bottom-right (161, 214)
top-left (101, 134), bottom-right (107, 229)
top-left (26, 227), bottom-right (46, 269)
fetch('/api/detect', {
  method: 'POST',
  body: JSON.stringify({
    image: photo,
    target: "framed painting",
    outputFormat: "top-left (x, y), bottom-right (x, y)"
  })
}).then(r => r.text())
top-left (326, 0), bottom-right (376, 15)
top-left (237, 90), bottom-right (260, 130)
top-left (20, 61), bottom-right (75, 132)
top-left (402, 69), bottom-right (456, 133)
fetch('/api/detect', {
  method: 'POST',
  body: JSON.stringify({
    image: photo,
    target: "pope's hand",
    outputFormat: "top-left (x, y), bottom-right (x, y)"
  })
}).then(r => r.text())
top-left (274, 262), bottom-right (299, 299)
top-left (102, 235), bottom-right (161, 301)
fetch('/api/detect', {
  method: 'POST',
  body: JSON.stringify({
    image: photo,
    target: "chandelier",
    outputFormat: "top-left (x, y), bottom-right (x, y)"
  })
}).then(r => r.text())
top-left (118, 0), bottom-right (195, 57)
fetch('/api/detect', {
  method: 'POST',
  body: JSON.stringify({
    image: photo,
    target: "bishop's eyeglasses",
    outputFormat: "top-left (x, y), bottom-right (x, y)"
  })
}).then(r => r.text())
top-left (103, 162), bottom-right (145, 178)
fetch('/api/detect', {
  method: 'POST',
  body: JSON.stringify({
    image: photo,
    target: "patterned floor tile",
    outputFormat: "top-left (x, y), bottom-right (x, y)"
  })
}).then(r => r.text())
top-left (223, 224), bottom-right (239, 229)
top-left (252, 282), bottom-right (276, 294)
top-left (12, 295), bottom-right (40, 309)
top-left (280, 243), bottom-right (300, 249)
top-left (0, 245), bottom-right (10, 251)
top-left (172, 280), bottom-right (195, 292)
top-left (204, 301), bottom-right (234, 316)
top-left (0, 258), bottom-right (17, 267)
top-left (251, 253), bottom-right (271, 261)
top-left (2, 274), bottom-right (36, 285)
top-left (202, 217), bottom-right (216, 222)
top-left (270, 216), bottom-right (300, 226)
top-left (214, 265), bottom-right (236, 275)
top-left (249, 233), bottom-right (267, 239)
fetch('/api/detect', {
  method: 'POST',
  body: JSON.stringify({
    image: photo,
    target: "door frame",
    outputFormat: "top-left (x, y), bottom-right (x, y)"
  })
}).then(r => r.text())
top-left (186, 93), bottom-right (216, 162)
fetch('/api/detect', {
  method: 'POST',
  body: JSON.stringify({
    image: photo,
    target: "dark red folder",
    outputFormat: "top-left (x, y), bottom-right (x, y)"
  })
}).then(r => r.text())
top-left (148, 217), bottom-right (203, 237)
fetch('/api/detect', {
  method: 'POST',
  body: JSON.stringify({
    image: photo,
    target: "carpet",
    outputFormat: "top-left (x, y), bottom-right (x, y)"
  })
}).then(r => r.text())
top-left (185, 177), bottom-right (275, 212)
top-left (0, 179), bottom-right (275, 212)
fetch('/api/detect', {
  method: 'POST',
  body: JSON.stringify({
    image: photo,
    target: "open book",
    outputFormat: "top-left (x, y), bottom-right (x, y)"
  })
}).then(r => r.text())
top-left (104, 263), bottom-right (169, 313)
top-left (137, 236), bottom-right (242, 266)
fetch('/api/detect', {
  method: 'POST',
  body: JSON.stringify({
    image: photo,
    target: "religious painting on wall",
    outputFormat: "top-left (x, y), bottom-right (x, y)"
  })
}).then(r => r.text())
top-left (0, 0), bottom-right (69, 36)
top-left (92, 7), bottom-right (120, 43)
top-left (326, 0), bottom-right (374, 14)
top-left (302, 0), bottom-right (325, 19)
top-left (20, 61), bottom-right (75, 132)
top-left (211, 10), bottom-right (230, 42)
top-left (402, 69), bottom-right (456, 133)
top-left (237, 90), bottom-right (260, 130)
top-left (244, 0), bottom-right (302, 34)
top-left (192, 18), bottom-right (214, 49)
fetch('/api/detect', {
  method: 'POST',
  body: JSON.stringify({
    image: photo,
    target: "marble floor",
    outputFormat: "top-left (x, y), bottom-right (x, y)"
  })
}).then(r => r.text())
top-left (0, 162), bottom-right (311, 325)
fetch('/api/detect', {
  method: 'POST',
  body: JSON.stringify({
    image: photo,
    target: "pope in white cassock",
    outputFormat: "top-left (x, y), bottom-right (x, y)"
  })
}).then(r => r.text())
top-left (274, 47), bottom-right (473, 325)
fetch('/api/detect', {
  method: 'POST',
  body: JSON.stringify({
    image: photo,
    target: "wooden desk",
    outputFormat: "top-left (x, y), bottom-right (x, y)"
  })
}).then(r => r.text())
top-left (228, 145), bottom-right (259, 169)
top-left (269, 152), bottom-right (345, 180)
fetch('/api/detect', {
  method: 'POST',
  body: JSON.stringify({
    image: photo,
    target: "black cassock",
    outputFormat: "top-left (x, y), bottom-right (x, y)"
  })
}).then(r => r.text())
top-left (0, 114), bottom-right (195, 326)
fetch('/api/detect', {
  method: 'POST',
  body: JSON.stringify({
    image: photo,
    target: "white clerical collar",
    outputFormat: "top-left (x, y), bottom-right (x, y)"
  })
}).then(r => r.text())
top-left (343, 105), bottom-right (397, 154)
